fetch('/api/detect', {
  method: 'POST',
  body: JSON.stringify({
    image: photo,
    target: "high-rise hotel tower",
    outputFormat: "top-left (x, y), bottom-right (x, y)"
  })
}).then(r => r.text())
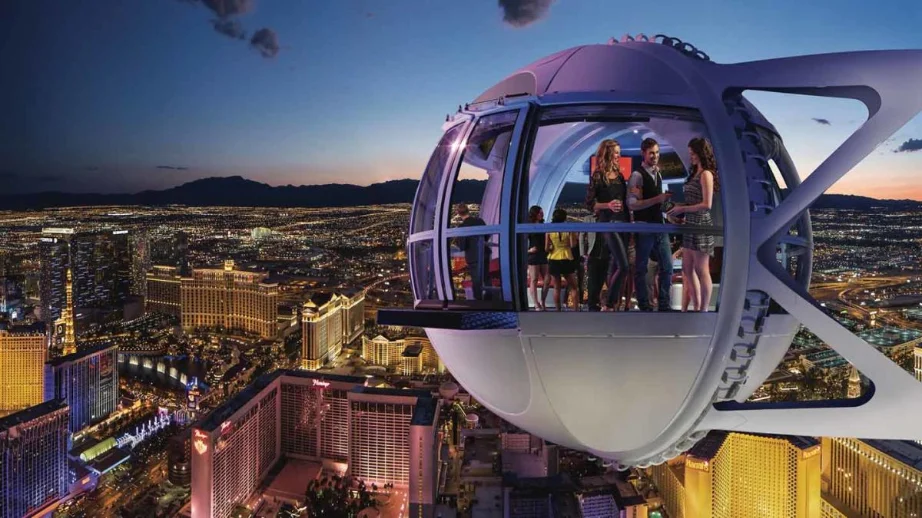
top-left (301, 290), bottom-right (365, 370)
top-left (0, 400), bottom-right (70, 518)
top-left (191, 370), bottom-right (440, 518)
top-left (0, 322), bottom-right (46, 417)
top-left (44, 343), bottom-right (118, 434)
top-left (180, 260), bottom-right (279, 339)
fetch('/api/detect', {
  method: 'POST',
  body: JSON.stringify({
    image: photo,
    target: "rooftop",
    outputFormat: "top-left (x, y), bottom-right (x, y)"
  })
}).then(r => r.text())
top-left (0, 320), bottom-right (46, 334)
top-left (283, 369), bottom-right (367, 385)
top-left (689, 431), bottom-right (819, 460)
top-left (47, 342), bottom-right (116, 366)
top-left (861, 439), bottom-right (922, 470)
top-left (0, 399), bottom-right (68, 432)
top-left (351, 386), bottom-right (433, 399)
top-left (197, 370), bottom-right (283, 432)
top-left (199, 369), bottom-right (368, 432)
top-left (687, 430), bottom-right (727, 460)
top-left (411, 397), bottom-right (439, 426)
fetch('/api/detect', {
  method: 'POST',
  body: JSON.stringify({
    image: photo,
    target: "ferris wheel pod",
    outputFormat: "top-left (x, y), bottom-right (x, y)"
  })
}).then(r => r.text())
top-left (382, 40), bottom-right (922, 467)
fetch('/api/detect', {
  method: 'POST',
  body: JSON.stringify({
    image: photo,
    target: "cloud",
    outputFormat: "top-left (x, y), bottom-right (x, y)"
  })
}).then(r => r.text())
top-left (498, 0), bottom-right (554, 27)
top-left (200, 0), bottom-right (254, 18)
top-left (250, 28), bottom-right (280, 58)
top-left (156, 165), bottom-right (190, 171)
top-left (183, 0), bottom-right (282, 56)
top-left (894, 138), bottom-right (922, 153)
top-left (211, 18), bottom-right (246, 40)
top-left (812, 118), bottom-right (831, 125)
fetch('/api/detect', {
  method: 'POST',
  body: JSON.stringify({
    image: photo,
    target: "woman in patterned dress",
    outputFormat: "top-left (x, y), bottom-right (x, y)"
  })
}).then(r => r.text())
top-left (667, 137), bottom-right (718, 312)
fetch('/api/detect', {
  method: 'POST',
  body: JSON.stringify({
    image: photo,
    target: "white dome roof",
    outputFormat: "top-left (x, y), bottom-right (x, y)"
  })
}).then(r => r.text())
top-left (474, 42), bottom-right (702, 103)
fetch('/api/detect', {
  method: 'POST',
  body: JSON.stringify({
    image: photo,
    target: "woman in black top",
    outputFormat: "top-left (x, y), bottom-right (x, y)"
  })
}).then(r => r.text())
top-left (527, 205), bottom-right (551, 310)
top-left (585, 139), bottom-right (630, 311)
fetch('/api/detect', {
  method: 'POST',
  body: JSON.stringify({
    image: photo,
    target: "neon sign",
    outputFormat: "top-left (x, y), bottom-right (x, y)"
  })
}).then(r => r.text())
top-left (221, 421), bottom-right (232, 433)
top-left (312, 379), bottom-right (330, 388)
top-left (193, 430), bottom-right (209, 455)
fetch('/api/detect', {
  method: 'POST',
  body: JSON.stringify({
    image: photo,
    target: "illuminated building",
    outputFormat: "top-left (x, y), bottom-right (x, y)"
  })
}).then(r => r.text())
top-left (576, 491), bottom-right (618, 518)
top-left (0, 400), bottom-right (70, 518)
top-left (361, 334), bottom-right (445, 376)
top-left (181, 260), bottom-right (279, 339)
top-left (71, 230), bottom-right (131, 310)
top-left (191, 370), bottom-right (440, 518)
top-left (0, 278), bottom-right (23, 318)
top-left (280, 373), bottom-right (361, 462)
top-left (169, 429), bottom-right (193, 487)
top-left (301, 290), bottom-right (365, 370)
top-left (38, 227), bottom-right (73, 322)
top-left (129, 230), bottom-right (151, 298)
top-left (0, 323), bottom-right (46, 417)
top-left (914, 344), bottom-right (922, 382)
top-left (846, 365), bottom-right (862, 399)
top-left (650, 431), bottom-right (821, 518)
top-left (822, 437), bottom-right (922, 517)
top-left (51, 268), bottom-right (77, 356)
top-left (40, 228), bottom-right (134, 322)
top-left (44, 343), bottom-right (119, 434)
top-left (649, 458), bottom-right (687, 518)
top-left (146, 265), bottom-right (182, 317)
top-left (349, 387), bottom-right (441, 518)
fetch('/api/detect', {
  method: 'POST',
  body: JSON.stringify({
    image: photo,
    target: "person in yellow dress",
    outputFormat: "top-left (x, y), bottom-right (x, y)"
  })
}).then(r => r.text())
top-left (545, 208), bottom-right (580, 311)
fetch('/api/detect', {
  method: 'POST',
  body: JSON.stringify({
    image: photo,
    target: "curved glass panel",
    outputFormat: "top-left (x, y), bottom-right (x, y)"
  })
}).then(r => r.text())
top-left (447, 110), bottom-right (519, 227)
top-left (445, 233), bottom-right (505, 304)
top-left (410, 239), bottom-right (437, 301)
top-left (411, 122), bottom-right (466, 234)
top-left (514, 104), bottom-right (724, 312)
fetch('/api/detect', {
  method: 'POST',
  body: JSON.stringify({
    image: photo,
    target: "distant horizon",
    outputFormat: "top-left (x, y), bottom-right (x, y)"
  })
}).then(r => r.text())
top-left (2, 1), bottom-right (921, 198)
top-left (2, 173), bottom-right (921, 204)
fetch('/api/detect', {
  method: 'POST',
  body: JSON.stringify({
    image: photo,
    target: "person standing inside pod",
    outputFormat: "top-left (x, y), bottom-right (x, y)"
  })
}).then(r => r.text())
top-left (545, 208), bottom-right (579, 311)
top-left (454, 204), bottom-right (490, 300)
top-left (668, 137), bottom-right (718, 311)
top-left (585, 139), bottom-right (630, 311)
top-left (526, 205), bottom-right (551, 310)
top-left (580, 213), bottom-right (610, 312)
top-left (627, 138), bottom-right (674, 312)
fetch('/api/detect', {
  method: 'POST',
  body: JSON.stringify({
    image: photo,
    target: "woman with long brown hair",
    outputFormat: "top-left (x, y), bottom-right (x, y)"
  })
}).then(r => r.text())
top-left (585, 139), bottom-right (630, 311)
top-left (668, 137), bottom-right (718, 311)
top-left (526, 205), bottom-right (551, 310)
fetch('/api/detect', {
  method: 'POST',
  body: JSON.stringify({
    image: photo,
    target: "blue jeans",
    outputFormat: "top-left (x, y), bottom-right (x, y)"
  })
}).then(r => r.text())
top-left (634, 233), bottom-right (673, 310)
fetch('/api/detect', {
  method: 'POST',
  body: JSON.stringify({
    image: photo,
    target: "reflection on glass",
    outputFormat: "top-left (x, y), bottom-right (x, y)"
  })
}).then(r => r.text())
top-left (410, 240), bottom-right (436, 302)
top-left (447, 233), bottom-right (503, 302)
top-left (412, 123), bottom-right (465, 234)
top-left (448, 110), bottom-right (519, 227)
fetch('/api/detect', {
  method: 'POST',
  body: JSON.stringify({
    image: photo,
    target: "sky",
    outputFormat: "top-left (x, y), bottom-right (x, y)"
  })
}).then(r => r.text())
top-left (1, 0), bottom-right (921, 198)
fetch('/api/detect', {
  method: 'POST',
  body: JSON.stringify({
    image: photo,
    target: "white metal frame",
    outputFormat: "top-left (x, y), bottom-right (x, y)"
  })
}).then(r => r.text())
top-left (700, 50), bottom-right (922, 438)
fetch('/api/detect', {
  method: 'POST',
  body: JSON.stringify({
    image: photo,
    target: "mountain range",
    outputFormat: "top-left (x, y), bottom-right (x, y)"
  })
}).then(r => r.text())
top-left (0, 175), bottom-right (918, 211)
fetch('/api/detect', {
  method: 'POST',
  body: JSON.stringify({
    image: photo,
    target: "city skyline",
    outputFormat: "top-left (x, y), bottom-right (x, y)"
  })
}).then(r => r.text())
top-left (2, 0), bottom-right (922, 198)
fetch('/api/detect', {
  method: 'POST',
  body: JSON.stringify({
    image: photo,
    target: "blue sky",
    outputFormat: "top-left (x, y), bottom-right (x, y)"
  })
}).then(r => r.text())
top-left (1, 0), bottom-right (921, 197)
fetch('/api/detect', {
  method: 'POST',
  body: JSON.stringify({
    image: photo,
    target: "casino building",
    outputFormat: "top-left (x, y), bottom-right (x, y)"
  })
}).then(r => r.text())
top-left (190, 370), bottom-right (440, 518)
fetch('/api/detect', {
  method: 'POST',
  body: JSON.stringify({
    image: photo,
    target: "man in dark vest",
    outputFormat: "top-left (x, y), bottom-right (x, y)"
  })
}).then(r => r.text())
top-left (627, 138), bottom-right (674, 311)
top-left (453, 204), bottom-right (490, 300)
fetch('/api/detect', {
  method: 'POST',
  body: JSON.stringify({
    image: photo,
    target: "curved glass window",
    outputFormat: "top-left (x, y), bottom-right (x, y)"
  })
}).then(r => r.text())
top-left (411, 122), bottom-right (467, 234)
top-left (441, 109), bottom-right (522, 307)
top-left (515, 104), bottom-right (725, 312)
top-left (447, 110), bottom-right (519, 228)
